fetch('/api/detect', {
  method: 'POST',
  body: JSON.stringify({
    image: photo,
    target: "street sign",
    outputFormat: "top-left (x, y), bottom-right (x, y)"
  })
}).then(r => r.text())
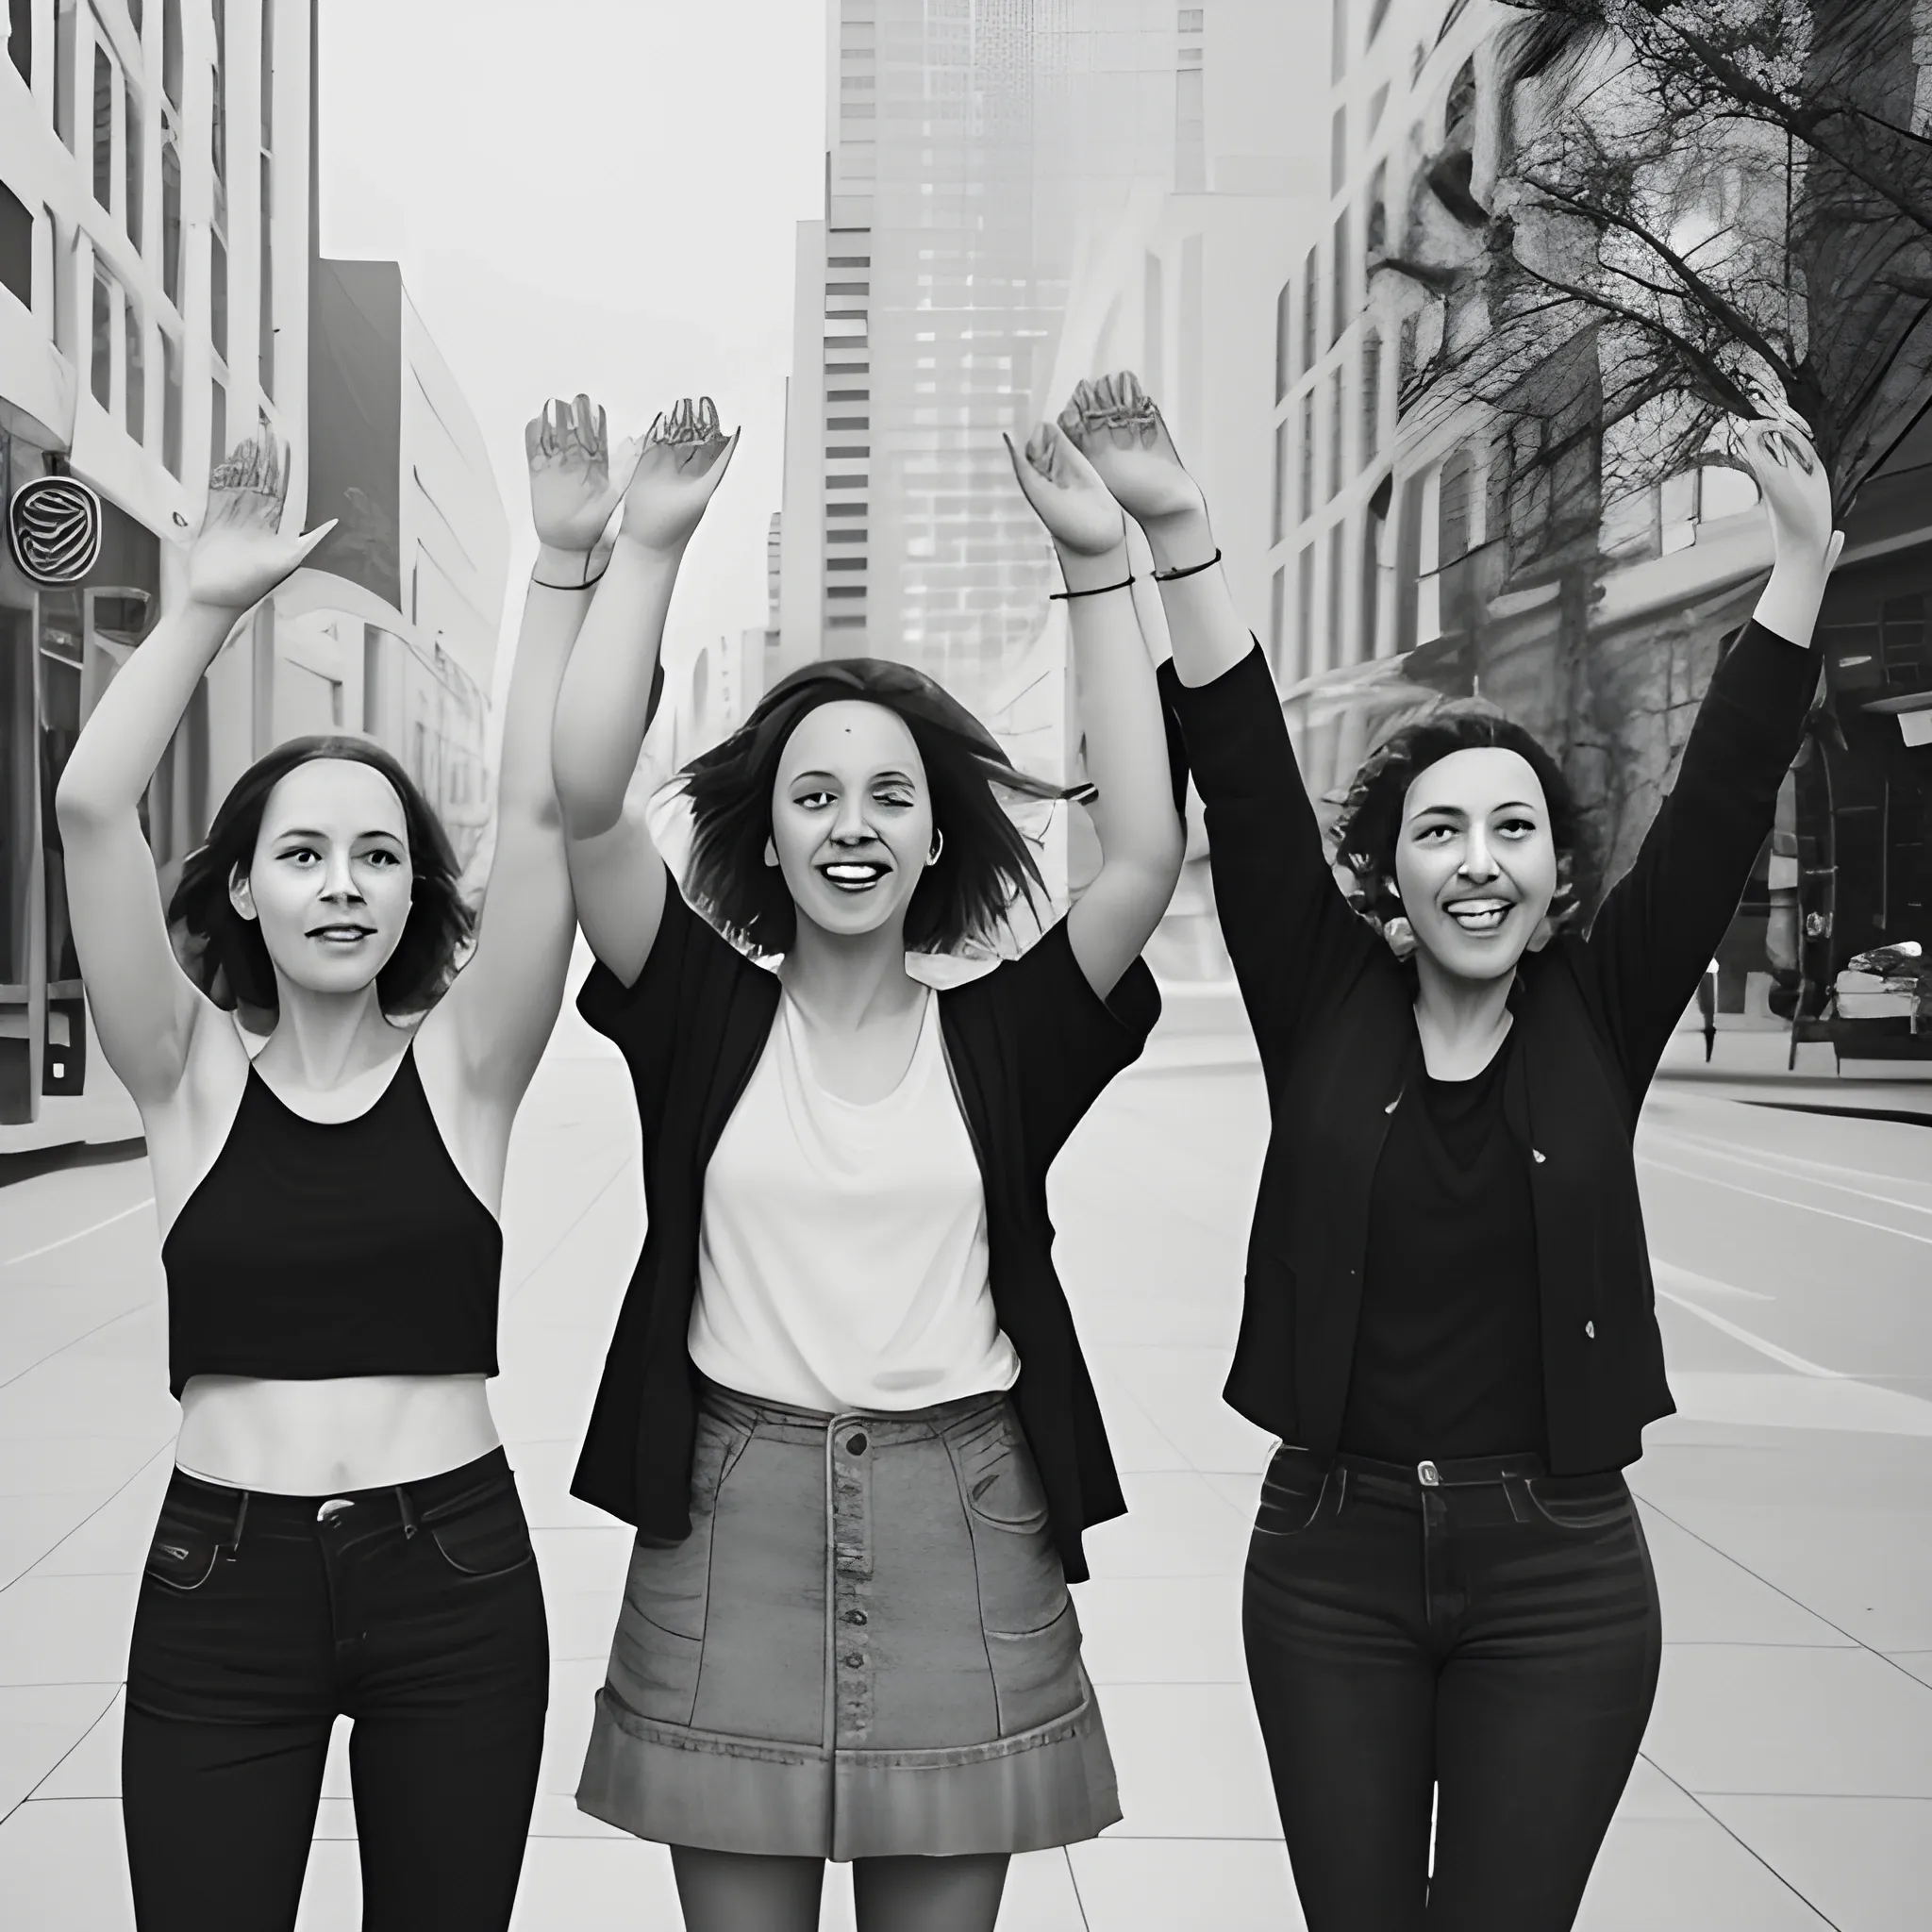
top-left (6, 474), bottom-right (105, 586)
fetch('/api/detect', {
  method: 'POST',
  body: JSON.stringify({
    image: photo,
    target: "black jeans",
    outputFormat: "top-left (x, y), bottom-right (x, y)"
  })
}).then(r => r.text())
top-left (122, 1448), bottom-right (549, 1932)
top-left (1242, 1446), bottom-right (1661, 1932)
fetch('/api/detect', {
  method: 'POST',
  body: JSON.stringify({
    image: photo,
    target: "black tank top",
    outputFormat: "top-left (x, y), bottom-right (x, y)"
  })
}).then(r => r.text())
top-left (161, 1043), bottom-right (503, 1398)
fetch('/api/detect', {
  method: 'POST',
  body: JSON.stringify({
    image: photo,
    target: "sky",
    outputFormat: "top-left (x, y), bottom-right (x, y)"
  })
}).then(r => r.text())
top-left (314, 0), bottom-right (825, 709)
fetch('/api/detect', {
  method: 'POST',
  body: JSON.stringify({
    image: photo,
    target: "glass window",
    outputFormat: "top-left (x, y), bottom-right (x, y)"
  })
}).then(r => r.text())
top-left (125, 86), bottom-right (142, 248)
top-left (1301, 244), bottom-right (1319, 375)
top-left (1300, 391), bottom-right (1316, 521)
top-left (1331, 108), bottom-right (1347, 196)
top-left (1273, 419), bottom-right (1289, 546)
top-left (1440, 450), bottom-right (1472, 564)
top-left (258, 153), bottom-right (273, 396)
top-left (209, 229), bottom-right (227, 358)
top-left (55, 1), bottom-right (76, 150)
top-left (1296, 541), bottom-right (1314, 682)
top-left (125, 297), bottom-right (144, 441)
top-left (45, 203), bottom-right (68, 352)
top-left (1446, 58), bottom-right (1476, 148)
top-left (126, 0), bottom-right (142, 31)
top-left (209, 372), bottom-right (226, 465)
top-left (1329, 368), bottom-right (1345, 497)
top-left (1332, 210), bottom-right (1350, 345)
top-left (91, 257), bottom-right (113, 408)
top-left (92, 45), bottom-right (113, 208)
top-left (210, 0), bottom-right (226, 189)
top-left (1270, 566), bottom-right (1287, 674)
top-left (163, 0), bottom-right (182, 108)
top-left (1328, 520), bottom-right (1346, 668)
top-left (259, 0), bottom-right (273, 148)
top-left (1369, 0), bottom-right (1391, 44)
top-left (162, 138), bottom-right (181, 305)
top-left (1332, 0), bottom-right (1347, 81)
top-left (1362, 330), bottom-right (1382, 461)
top-left (0, 182), bottom-right (27, 309)
top-left (1366, 161), bottom-right (1388, 257)
top-left (1274, 280), bottom-right (1292, 402)
top-left (162, 328), bottom-right (181, 475)
top-left (7, 0), bottom-right (28, 84)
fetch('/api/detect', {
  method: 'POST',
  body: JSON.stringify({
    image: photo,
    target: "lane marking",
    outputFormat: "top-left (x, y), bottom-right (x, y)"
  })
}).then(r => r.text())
top-left (4, 1196), bottom-right (155, 1267)
top-left (1641, 1127), bottom-right (1932, 1219)
top-left (1653, 1285), bottom-right (1845, 1378)
top-left (1637, 1157), bottom-right (1932, 1247)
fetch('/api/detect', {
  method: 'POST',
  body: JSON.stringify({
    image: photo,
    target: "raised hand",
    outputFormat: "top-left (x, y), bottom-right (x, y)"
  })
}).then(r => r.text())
top-left (186, 436), bottom-right (336, 615)
top-left (1003, 420), bottom-right (1126, 557)
top-left (1728, 393), bottom-right (1843, 578)
top-left (525, 394), bottom-right (636, 556)
top-left (619, 397), bottom-right (740, 553)
top-left (1058, 373), bottom-right (1206, 528)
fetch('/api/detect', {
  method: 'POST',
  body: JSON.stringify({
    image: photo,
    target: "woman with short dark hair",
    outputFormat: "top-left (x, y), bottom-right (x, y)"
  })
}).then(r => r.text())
top-left (1066, 370), bottom-right (1840, 1930)
top-left (553, 402), bottom-right (1186, 1932)
top-left (54, 402), bottom-right (658, 1930)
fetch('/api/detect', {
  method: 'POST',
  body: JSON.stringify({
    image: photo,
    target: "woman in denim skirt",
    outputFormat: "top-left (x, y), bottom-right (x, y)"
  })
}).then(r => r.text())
top-left (549, 401), bottom-right (1185, 1930)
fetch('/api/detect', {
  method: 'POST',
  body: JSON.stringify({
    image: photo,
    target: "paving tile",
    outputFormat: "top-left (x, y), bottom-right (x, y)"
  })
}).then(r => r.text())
top-left (0, 1685), bottom-right (120, 1814)
top-left (25, 1687), bottom-right (121, 1799)
top-left (529, 1524), bottom-right (634, 1598)
top-left (0, 1496), bottom-right (93, 1590)
top-left (1069, 1837), bottom-right (1306, 1931)
top-left (1883, 1651), bottom-right (1932, 1690)
top-left (1642, 1643), bottom-right (1932, 1797)
top-left (0, 1436), bottom-right (169, 1502)
top-left (0, 1797), bottom-right (135, 1929)
top-left (1574, 1813), bottom-right (1836, 1928)
top-left (1701, 1795), bottom-right (1932, 1932)
top-left (1615, 1752), bottom-right (1705, 1821)
top-left (0, 1574), bottom-right (139, 1687)
top-left (1077, 1575), bottom-right (1245, 1686)
top-left (1082, 1470), bottom-right (1254, 1579)
top-left (0, 1354), bottom-right (178, 1444)
top-left (1636, 1504), bottom-right (1856, 1647)
top-left (1096, 1683), bottom-right (1280, 1840)
top-left (27, 1454), bottom-right (172, 1578)
top-left (1091, 1346), bottom-right (1274, 1474)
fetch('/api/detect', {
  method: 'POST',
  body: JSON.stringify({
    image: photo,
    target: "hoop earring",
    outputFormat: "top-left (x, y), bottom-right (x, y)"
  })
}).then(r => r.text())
top-left (763, 838), bottom-right (780, 869)
top-left (927, 829), bottom-right (944, 867)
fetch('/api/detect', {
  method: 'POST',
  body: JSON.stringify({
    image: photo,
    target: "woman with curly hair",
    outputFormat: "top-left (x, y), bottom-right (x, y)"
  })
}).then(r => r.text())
top-left (552, 402), bottom-right (1185, 1931)
top-left (1061, 371), bottom-right (1841, 1930)
top-left (53, 401), bottom-right (652, 1930)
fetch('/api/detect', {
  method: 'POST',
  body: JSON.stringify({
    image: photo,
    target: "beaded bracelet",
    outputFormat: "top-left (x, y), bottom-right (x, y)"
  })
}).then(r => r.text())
top-left (1049, 574), bottom-right (1136, 601)
top-left (1151, 547), bottom-right (1223, 583)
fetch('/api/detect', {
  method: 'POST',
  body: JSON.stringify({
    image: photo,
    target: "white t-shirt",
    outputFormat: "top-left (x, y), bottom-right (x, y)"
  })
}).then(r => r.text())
top-left (689, 987), bottom-right (1021, 1413)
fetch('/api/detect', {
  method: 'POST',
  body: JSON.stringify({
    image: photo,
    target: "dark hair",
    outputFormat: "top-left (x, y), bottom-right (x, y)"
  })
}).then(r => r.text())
top-left (678, 658), bottom-right (1062, 958)
top-left (167, 736), bottom-right (473, 1015)
top-left (1330, 701), bottom-right (1585, 936)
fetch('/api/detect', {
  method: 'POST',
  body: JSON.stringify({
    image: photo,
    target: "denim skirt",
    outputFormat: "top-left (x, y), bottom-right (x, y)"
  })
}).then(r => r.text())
top-left (575, 1375), bottom-right (1120, 1860)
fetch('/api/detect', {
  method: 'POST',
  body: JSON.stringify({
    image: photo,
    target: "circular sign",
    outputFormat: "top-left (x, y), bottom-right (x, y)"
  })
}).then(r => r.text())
top-left (7, 475), bottom-right (105, 586)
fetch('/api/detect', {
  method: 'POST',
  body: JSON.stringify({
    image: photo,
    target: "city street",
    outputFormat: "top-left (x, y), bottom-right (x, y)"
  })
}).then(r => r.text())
top-left (0, 971), bottom-right (1928, 1931)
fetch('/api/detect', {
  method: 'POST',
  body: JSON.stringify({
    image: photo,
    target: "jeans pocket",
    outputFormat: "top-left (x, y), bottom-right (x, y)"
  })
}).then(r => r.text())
top-left (985, 1597), bottom-right (1086, 1738)
top-left (1254, 1447), bottom-right (1331, 1538)
top-left (142, 1513), bottom-right (225, 1592)
top-left (1523, 1472), bottom-right (1634, 1532)
top-left (425, 1480), bottom-right (537, 1579)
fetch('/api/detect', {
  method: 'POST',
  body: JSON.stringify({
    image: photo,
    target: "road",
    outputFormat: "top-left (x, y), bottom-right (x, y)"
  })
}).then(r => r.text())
top-left (0, 989), bottom-right (1927, 1929)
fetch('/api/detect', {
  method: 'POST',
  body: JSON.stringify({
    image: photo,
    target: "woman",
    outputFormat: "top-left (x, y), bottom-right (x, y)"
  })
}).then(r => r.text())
top-left (55, 401), bottom-right (638, 1929)
top-left (1063, 371), bottom-right (1839, 1930)
top-left (552, 402), bottom-right (1185, 1931)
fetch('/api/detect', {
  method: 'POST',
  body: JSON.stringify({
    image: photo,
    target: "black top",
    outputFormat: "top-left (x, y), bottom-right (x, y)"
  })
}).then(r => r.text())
top-left (1339, 1032), bottom-right (1548, 1462)
top-left (161, 1044), bottom-right (503, 1399)
top-left (570, 876), bottom-right (1160, 1585)
top-left (1158, 623), bottom-right (1820, 1474)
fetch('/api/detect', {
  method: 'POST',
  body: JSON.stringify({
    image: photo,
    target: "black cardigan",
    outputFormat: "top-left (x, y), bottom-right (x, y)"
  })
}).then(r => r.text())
top-left (1158, 624), bottom-right (1820, 1474)
top-left (569, 876), bottom-right (1161, 1584)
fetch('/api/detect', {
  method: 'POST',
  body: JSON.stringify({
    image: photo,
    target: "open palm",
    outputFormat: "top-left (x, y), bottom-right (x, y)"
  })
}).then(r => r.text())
top-left (1728, 398), bottom-right (1842, 575)
top-left (620, 397), bottom-right (740, 551)
top-left (526, 394), bottom-right (635, 554)
top-left (187, 436), bottom-right (335, 614)
top-left (1005, 421), bottom-right (1126, 556)
top-left (1059, 372), bottom-right (1205, 526)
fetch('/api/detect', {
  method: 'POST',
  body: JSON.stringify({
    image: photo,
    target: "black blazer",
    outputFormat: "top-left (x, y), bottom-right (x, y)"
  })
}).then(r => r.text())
top-left (1158, 625), bottom-right (1820, 1474)
top-left (569, 874), bottom-right (1161, 1584)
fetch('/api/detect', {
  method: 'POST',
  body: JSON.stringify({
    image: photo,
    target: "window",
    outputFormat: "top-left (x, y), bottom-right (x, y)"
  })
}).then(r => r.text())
top-left (210, 230), bottom-right (227, 358)
top-left (1445, 58), bottom-right (1476, 149)
top-left (1301, 244), bottom-right (1319, 375)
top-left (125, 299), bottom-right (144, 441)
top-left (91, 257), bottom-right (113, 408)
top-left (1332, 210), bottom-right (1351, 343)
top-left (1362, 330), bottom-right (1382, 461)
top-left (1143, 250), bottom-right (1164, 390)
top-left (1329, 368), bottom-right (1345, 497)
top-left (126, 0), bottom-right (142, 30)
top-left (1299, 391), bottom-right (1316, 522)
top-left (93, 46), bottom-right (113, 208)
top-left (259, 0), bottom-right (273, 147)
top-left (163, 0), bottom-right (182, 108)
top-left (125, 86), bottom-right (143, 248)
top-left (162, 328), bottom-right (181, 475)
top-left (1273, 418), bottom-right (1290, 545)
top-left (7, 0), bottom-right (28, 85)
top-left (1296, 541), bottom-right (1314, 682)
top-left (1327, 521), bottom-right (1346, 671)
top-left (209, 372), bottom-right (226, 464)
top-left (1365, 161), bottom-right (1388, 258)
top-left (210, 0), bottom-right (226, 192)
top-left (258, 154), bottom-right (273, 395)
top-left (0, 182), bottom-right (27, 309)
top-left (46, 203), bottom-right (69, 351)
top-left (1369, 0), bottom-right (1391, 43)
top-left (55, 1), bottom-right (76, 149)
top-left (1178, 7), bottom-right (1204, 27)
top-left (1439, 449), bottom-right (1472, 564)
top-left (1332, 0), bottom-right (1347, 81)
top-left (1270, 566), bottom-right (1287, 674)
top-left (1438, 0), bottom-right (1469, 46)
top-left (162, 138), bottom-right (181, 304)
top-left (1362, 475), bottom-right (1391, 659)
top-left (1330, 108), bottom-right (1347, 196)
top-left (1274, 279), bottom-right (1293, 402)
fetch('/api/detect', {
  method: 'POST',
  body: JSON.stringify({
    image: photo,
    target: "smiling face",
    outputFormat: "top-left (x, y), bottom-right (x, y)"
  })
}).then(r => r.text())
top-left (229, 758), bottom-right (416, 999)
top-left (1391, 746), bottom-right (1558, 983)
top-left (768, 700), bottom-right (937, 944)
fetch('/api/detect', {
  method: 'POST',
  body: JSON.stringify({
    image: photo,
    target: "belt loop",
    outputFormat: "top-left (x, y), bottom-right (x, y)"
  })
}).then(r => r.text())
top-left (394, 1485), bottom-right (419, 1541)
top-left (225, 1490), bottom-right (250, 1562)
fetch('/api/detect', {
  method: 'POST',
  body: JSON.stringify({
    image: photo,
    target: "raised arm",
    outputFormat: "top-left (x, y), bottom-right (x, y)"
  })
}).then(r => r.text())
top-left (1066, 373), bottom-right (1374, 1060)
top-left (1004, 422), bottom-right (1184, 1000)
top-left (1583, 405), bottom-right (1841, 1091)
top-left (551, 398), bottom-right (737, 989)
top-left (423, 396), bottom-right (628, 1105)
top-left (52, 439), bottom-right (331, 1105)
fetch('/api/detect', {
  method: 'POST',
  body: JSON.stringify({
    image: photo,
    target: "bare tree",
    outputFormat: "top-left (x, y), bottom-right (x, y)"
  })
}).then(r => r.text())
top-left (1391, 0), bottom-right (1932, 518)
